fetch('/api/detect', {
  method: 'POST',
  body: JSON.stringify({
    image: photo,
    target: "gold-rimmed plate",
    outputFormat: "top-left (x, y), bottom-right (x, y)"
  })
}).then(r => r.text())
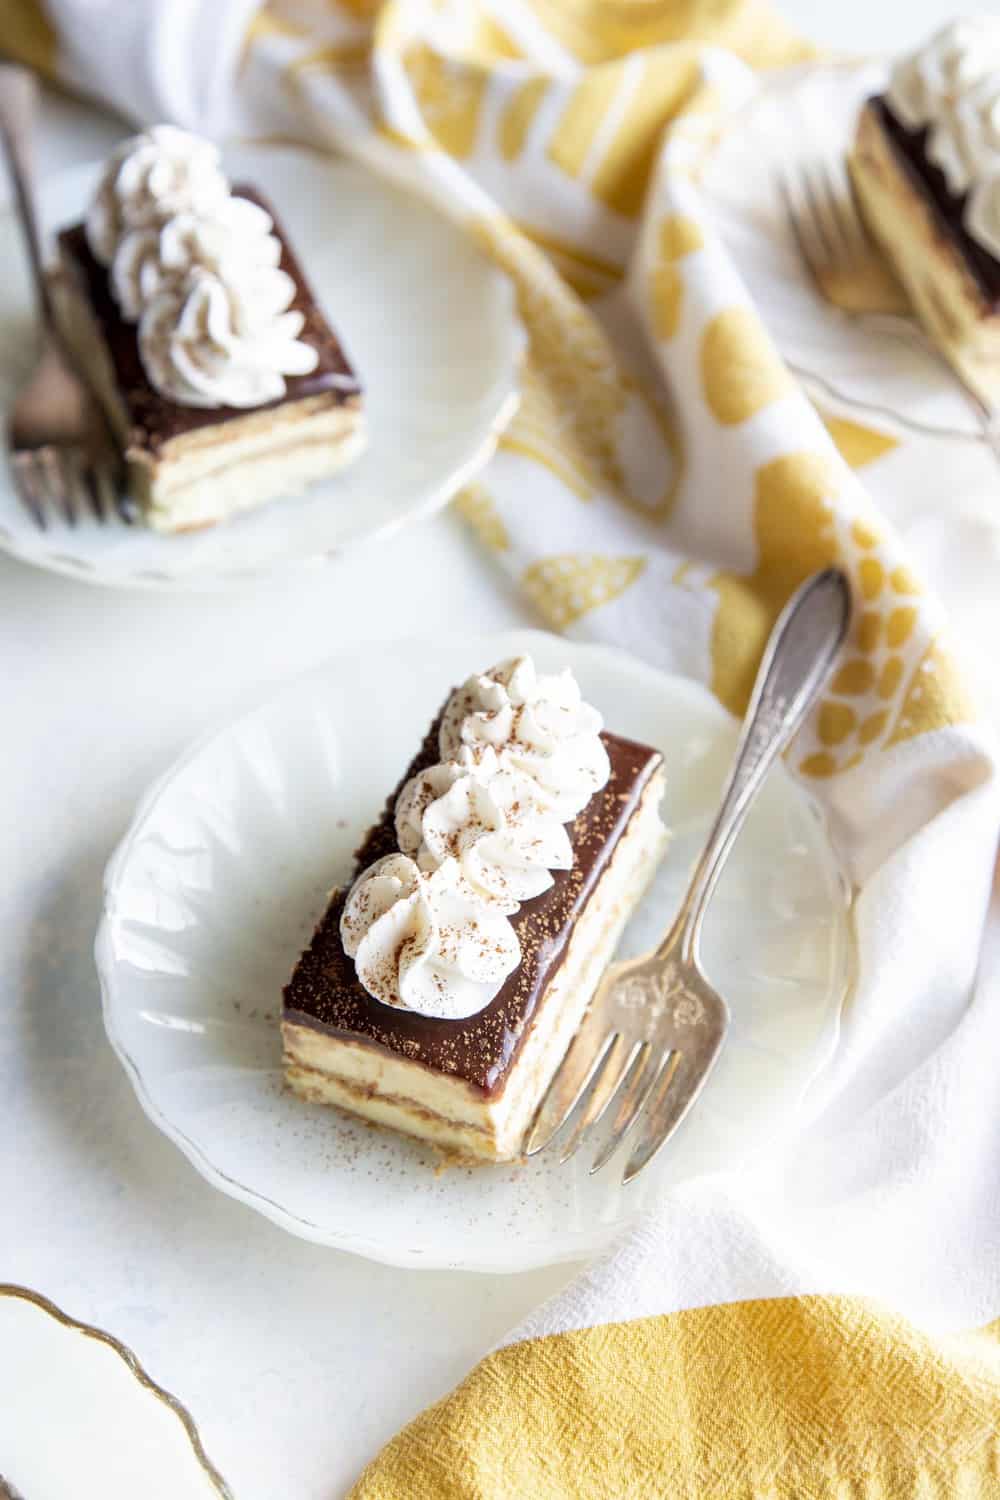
top-left (0, 1284), bottom-right (231, 1498)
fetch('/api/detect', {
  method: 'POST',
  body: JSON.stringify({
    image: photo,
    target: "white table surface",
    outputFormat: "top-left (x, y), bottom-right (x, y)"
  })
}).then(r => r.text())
top-left (1, 4), bottom-right (994, 1496)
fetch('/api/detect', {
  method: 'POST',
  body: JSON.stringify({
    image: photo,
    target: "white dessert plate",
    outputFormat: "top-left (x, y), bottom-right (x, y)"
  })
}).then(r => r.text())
top-left (0, 146), bottom-right (522, 589)
top-left (97, 630), bottom-right (852, 1273)
top-left (0, 1284), bottom-right (231, 1498)
top-left (700, 61), bottom-right (986, 443)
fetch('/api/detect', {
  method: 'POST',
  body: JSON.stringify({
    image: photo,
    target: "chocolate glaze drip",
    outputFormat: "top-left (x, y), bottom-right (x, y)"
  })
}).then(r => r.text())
top-left (57, 185), bottom-right (362, 453)
top-left (873, 95), bottom-right (1000, 305)
top-left (283, 711), bottom-right (663, 1096)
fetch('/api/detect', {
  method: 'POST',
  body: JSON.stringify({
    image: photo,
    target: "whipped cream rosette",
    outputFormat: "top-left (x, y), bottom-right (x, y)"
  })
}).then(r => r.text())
top-left (138, 263), bottom-right (319, 409)
top-left (85, 125), bottom-right (230, 266)
top-left (886, 18), bottom-right (1000, 133)
top-left (395, 747), bottom-right (574, 914)
top-left (926, 73), bottom-right (1000, 196)
top-left (86, 125), bottom-right (318, 407)
top-left (109, 196), bottom-right (279, 321)
top-left (888, 18), bottom-right (1000, 260)
top-left (340, 853), bottom-right (521, 1021)
top-left (341, 657), bottom-right (613, 1019)
top-left (438, 657), bottom-right (611, 822)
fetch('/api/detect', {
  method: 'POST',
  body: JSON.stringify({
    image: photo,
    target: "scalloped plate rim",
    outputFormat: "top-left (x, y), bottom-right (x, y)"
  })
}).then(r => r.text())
top-left (97, 630), bottom-right (853, 1272)
top-left (0, 1282), bottom-right (233, 1498)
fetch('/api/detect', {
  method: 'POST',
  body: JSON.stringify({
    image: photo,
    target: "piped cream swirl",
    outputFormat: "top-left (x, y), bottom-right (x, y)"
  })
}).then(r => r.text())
top-left (923, 74), bottom-right (1000, 195)
top-left (341, 657), bottom-right (612, 1018)
top-left (86, 126), bottom-right (229, 266)
top-left (395, 747), bottom-right (573, 914)
top-left (887, 18), bottom-right (1000, 259)
top-left (139, 265), bottom-right (318, 409)
top-left (110, 197), bottom-right (278, 322)
top-left (439, 657), bottom-right (611, 822)
top-left (340, 854), bottom-right (521, 1021)
top-left (86, 126), bottom-right (318, 407)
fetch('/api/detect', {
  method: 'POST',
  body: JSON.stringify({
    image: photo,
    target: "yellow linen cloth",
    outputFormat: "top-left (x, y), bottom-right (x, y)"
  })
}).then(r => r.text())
top-left (352, 1298), bottom-right (1000, 1498)
top-left (7, 3), bottom-right (1000, 1495)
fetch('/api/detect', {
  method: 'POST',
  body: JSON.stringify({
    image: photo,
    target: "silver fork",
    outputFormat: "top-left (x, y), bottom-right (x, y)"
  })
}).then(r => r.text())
top-left (778, 154), bottom-right (1000, 463)
top-left (0, 63), bottom-right (124, 529)
top-left (525, 567), bottom-right (851, 1184)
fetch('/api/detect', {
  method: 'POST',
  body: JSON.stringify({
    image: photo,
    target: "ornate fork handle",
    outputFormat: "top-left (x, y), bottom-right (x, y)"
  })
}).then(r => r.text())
top-left (662, 568), bottom-right (851, 965)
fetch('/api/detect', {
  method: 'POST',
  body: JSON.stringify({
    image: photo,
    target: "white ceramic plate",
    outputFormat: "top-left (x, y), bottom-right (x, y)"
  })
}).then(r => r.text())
top-left (0, 1284), bottom-right (231, 1499)
top-left (701, 61), bottom-right (985, 443)
top-left (0, 147), bottom-right (522, 589)
top-left (97, 630), bottom-right (852, 1272)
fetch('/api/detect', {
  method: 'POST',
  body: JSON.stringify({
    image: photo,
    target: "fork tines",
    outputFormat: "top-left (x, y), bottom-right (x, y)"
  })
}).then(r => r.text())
top-left (524, 1025), bottom-right (691, 1184)
top-left (778, 156), bottom-right (870, 282)
top-left (11, 441), bottom-right (128, 530)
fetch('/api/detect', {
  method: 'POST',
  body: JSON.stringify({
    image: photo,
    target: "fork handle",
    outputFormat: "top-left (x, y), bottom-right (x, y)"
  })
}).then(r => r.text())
top-left (660, 568), bottom-right (851, 966)
top-left (0, 64), bottom-right (54, 326)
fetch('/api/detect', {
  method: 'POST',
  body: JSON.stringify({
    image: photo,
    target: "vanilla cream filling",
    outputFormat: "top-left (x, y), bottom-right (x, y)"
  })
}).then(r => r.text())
top-left (52, 265), bottom-right (364, 531)
top-left (141, 416), bottom-right (366, 531)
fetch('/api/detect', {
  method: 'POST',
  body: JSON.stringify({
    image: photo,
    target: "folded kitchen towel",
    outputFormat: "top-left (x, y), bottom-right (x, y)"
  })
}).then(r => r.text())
top-left (9, 2), bottom-right (1000, 1494)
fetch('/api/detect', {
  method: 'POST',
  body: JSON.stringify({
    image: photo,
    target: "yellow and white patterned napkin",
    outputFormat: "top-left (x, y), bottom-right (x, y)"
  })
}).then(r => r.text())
top-left (10, 2), bottom-right (1000, 1493)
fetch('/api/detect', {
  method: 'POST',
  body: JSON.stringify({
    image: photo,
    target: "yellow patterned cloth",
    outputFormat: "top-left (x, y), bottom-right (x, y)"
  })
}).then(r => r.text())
top-left (7, 3), bottom-right (1000, 1495)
